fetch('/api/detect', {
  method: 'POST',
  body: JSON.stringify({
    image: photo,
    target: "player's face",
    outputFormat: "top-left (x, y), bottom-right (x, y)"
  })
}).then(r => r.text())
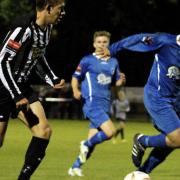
top-left (47, 3), bottom-right (65, 24)
top-left (93, 36), bottom-right (110, 51)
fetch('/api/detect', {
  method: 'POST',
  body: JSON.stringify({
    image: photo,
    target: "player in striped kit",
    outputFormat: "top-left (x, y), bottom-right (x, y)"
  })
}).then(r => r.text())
top-left (0, 0), bottom-right (65, 179)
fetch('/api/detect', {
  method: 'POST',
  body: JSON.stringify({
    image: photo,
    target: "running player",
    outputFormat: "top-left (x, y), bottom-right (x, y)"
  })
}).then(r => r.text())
top-left (68, 31), bottom-right (126, 176)
top-left (98, 32), bottom-right (180, 174)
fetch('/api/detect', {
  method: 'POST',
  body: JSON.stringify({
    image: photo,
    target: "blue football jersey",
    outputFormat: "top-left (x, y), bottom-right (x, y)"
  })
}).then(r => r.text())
top-left (109, 33), bottom-right (180, 98)
top-left (73, 54), bottom-right (121, 102)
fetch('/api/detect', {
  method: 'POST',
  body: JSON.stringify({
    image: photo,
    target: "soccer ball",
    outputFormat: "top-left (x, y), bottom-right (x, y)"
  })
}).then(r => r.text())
top-left (124, 171), bottom-right (151, 180)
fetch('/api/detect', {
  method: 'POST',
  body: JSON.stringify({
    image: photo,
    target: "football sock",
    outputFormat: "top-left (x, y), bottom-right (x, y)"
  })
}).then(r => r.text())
top-left (18, 136), bottom-right (49, 180)
top-left (114, 129), bottom-right (120, 138)
top-left (138, 147), bottom-right (173, 173)
top-left (87, 146), bottom-right (95, 159)
top-left (72, 146), bottom-right (95, 168)
top-left (72, 157), bottom-right (82, 169)
top-left (139, 134), bottom-right (166, 148)
top-left (120, 128), bottom-right (124, 139)
top-left (84, 131), bottom-right (109, 148)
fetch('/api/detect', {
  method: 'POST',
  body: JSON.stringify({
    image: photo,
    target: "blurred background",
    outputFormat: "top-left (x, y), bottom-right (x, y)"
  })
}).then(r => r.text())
top-left (0, 0), bottom-right (180, 119)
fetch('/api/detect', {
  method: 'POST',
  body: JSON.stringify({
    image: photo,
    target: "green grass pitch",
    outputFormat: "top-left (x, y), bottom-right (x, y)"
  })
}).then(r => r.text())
top-left (0, 119), bottom-right (180, 180)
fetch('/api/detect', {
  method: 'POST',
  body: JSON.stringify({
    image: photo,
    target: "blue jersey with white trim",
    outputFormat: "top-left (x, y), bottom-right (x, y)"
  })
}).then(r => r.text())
top-left (110, 33), bottom-right (180, 98)
top-left (73, 54), bottom-right (121, 102)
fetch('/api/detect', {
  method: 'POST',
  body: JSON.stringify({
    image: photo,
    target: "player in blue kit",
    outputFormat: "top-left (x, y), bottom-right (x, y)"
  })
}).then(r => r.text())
top-left (68, 31), bottom-right (126, 176)
top-left (99, 33), bottom-right (180, 174)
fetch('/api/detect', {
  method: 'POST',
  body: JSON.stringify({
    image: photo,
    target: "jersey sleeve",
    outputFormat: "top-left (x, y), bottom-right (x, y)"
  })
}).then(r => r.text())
top-left (0, 27), bottom-right (31, 102)
top-left (72, 57), bottom-right (89, 81)
top-left (35, 55), bottom-right (60, 87)
top-left (115, 61), bottom-right (121, 81)
top-left (112, 59), bottom-right (121, 84)
top-left (109, 33), bottom-right (166, 56)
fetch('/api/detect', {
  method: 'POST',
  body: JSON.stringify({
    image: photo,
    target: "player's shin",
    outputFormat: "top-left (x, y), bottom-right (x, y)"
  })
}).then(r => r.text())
top-left (84, 131), bottom-right (109, 147)
top-left (139, 133), bottom-right (167, 148)
top-left (18, 136), bottom-right (49, 180)
top-left (138, 147), bottom-right (173, 173)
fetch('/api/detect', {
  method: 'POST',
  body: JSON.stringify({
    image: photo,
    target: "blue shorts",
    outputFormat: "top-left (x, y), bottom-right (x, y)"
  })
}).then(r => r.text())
top-left (83, 100), bottom-right (110, 129)
top-left (144, 86), bottom-right (180, 134)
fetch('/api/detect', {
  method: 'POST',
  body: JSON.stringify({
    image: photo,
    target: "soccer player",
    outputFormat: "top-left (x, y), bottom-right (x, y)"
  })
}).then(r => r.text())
top-left (98, 33), bottom-right (180, 174)
top-left (111, 89), bottom-right (130, 143)
top-left (68, 31), bottom-right (126, 176)
top-left (0, 0), bottom-right (65, 179)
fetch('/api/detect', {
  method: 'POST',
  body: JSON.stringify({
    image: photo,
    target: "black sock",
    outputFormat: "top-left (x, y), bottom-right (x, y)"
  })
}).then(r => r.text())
top-left (87, 146), bottom-right (95, 159)
top-left (139, 147), bottom-right (173, 173)
top-left (18, 136), bottom-right (49, 180)
top-left (120, 129), bottom-right (124, 139)
top-left (114, 129), bottom-right (121, 138)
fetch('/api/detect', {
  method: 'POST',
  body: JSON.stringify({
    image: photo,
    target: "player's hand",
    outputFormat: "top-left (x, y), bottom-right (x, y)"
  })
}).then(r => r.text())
top-left (16, 98), bottom-right (29, 110)
top-left (54, 79), bottom-right (65, 89)
top-left (143, 36), bottom-right (153, 45)
top-left (95, 47), bottom-right (111, 58)
top-left (116, 73), bottom-right (126, 86)
top-left (73, 90), bottom-right (81, 100)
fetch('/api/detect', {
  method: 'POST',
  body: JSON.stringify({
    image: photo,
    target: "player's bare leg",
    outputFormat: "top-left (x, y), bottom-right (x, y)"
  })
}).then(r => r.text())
top-left (0, 122), bottom-right (8, 147)
top-left (68, 128), bottom-right (98, 177)
top-left (18, 101), bottom-right (52, 180)
top-left (79, 120), bottom-right (115, 163)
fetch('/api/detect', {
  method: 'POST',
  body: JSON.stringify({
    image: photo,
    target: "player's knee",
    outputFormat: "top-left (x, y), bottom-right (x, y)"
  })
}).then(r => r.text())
top-left (106, 129), bottom-right (116, 139)
top-left (168, 130), bottom-right (180, 147)
top-left (35, 124), bottom-right (52, 138)
top-left (170, 138), bottom-right (180, 147)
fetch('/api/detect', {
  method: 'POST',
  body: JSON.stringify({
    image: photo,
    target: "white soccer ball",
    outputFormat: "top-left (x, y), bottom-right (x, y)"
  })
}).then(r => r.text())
top-left (124, 171), bottom-right (151, 180)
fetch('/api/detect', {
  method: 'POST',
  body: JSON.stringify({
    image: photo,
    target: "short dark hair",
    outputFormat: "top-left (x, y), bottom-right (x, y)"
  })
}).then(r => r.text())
top-left (93, 31), bottom-right (111, 42)
top-left (36, 0), bottom-right (64, 11)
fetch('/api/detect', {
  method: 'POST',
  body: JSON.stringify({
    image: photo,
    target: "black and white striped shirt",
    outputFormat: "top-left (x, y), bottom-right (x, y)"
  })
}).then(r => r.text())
top-left (0, 21), bottom-right (60, 102)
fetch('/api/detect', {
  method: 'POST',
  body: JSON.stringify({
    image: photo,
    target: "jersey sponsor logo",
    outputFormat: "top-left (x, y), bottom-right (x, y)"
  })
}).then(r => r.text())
top-left (7, 39), bottom-right (21, 51)
top-left (97, 73), bottom-right (112, 85)
top-left (166, 66), bottom-right (180, 80)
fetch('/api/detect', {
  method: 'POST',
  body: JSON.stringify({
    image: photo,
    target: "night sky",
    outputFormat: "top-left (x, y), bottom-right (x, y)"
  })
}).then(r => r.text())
top-left (3, 0), bottom-right (180, 86)
top-left (44, 0), bottom-right (180, 86)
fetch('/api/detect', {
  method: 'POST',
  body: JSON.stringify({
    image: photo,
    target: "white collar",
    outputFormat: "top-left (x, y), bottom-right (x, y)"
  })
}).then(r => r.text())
top-left (92, 53), bottom-right (109, 61)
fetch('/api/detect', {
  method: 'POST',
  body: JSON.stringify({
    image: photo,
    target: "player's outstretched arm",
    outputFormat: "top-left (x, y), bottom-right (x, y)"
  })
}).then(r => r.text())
top-left (71, 77), bottom-right (81, 100)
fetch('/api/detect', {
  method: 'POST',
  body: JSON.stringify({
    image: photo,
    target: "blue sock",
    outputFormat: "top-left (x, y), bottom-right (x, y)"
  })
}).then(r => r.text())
top-left (139, 134), bottom-right (167, 148)
top-left (139, 156), bottom-right (160, 174)
top-left (72, 157), bottom-right (82, 169)
top-left (139, 147), bottom-right (173, 173)
top-left (84, 131), bottom-right (109, 148)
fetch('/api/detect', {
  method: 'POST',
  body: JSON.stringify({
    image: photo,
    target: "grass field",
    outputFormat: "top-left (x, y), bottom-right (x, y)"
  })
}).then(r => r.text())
top-left (0, 119), bottom-right (180, 180)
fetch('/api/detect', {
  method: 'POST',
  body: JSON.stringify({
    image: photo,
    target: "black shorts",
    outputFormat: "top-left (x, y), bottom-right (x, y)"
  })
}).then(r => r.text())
top-left (0, 83), bottom-right (39, 122)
